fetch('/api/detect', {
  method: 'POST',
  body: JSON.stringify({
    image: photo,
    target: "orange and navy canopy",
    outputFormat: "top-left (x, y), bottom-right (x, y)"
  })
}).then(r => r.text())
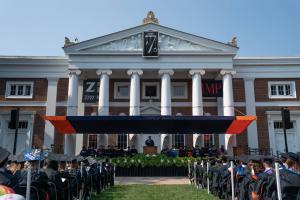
top-left (44, 115), bottom-right (256, 135)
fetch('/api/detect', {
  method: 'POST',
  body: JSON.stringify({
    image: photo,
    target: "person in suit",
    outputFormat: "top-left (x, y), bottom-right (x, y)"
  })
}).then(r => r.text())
top-left (145, 136), bottom-right (154, 147)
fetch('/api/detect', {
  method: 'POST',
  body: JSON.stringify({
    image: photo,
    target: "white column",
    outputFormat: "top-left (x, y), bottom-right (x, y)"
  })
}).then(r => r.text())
top-left (159, 70), bottom-right (174, 115)
top-left (128, 70), bottom-right (143, 116)
top-left (217, 97), bottom-right (225, 148)
top-left (97, 70), bottom-right (112, 116)
top-left (127, 70), bottom-right (143, 152)
top-left (159, 70), bottom-right (174, 150)
top-left (44, 77), bottom-right (58, 151)
top-left (244, 78), bottom-right (259, 149)
top-left (65, 70), bottom-right (81, 156)
top-left (75, 79), bottom-right (85, 155)
top-left (96, 70), bottom-right (112, 147)
top-left (220, 70), bottom-right (236, 155)
top-left (189, 70), bottom-right (205, 147)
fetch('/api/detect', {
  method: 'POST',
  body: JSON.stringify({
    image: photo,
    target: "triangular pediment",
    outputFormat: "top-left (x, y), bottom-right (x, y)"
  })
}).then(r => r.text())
top-left (140, 106), bottom-right (160, 115)
top-left (64, 23), bottom-right (238, 55)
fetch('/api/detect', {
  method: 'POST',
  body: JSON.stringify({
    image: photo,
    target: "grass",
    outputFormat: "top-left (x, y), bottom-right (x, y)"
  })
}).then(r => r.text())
top-left (92, 184), bottom-right (218, 200)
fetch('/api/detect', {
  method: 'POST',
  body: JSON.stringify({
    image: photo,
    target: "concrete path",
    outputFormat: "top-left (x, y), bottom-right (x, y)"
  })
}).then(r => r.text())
top-left (115, 177), bottom-right (190, 185)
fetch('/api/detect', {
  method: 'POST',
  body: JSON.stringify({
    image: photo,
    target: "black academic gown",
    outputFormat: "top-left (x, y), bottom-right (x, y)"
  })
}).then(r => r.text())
top-left (0, 168), bottom-right (13, 188)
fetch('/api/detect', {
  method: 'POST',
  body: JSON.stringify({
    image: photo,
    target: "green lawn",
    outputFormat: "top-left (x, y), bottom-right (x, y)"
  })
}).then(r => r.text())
top-left (92, 185), bottom-right (218, 200)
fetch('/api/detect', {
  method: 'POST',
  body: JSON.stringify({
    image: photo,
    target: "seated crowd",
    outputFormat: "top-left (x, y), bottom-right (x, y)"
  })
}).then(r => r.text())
top-left (189, 152), bottom-right (300, 200)
top-left (79, 144), bottom-right (224, 158)
top-left (0, 147), bottom-right (115, 200)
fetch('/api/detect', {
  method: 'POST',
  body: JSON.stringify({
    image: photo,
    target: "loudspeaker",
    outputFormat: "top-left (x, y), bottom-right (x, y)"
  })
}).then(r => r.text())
top-left (9, 109), bottom-right (19, 129)
top-left (281, 108), bottom-right (291, 129)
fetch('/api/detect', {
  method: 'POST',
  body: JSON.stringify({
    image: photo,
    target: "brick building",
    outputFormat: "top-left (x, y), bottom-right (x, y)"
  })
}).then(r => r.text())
top-left (0, 12), bottom-right (300, 155)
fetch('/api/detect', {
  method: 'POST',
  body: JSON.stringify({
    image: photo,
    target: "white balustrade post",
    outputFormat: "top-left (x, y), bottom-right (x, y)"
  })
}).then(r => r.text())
top-left (275, 162), bottom-right (282, 200)
top-left (230, 161), bottom-right (235, 200)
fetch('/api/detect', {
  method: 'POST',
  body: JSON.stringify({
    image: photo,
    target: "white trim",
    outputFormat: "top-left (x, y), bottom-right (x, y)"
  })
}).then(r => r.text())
top-left (171, 82), bottom-right (188, 99)
top-left (267, 111), bottom-right (300, 154)
top-left (142, 82), bottom-right (160, 99)
top-left (256, 101), bottom-right (300, 107)
top-left (114, 82), bottom-right (130, 99)
top-left (5, 81), bottom-right (34, 99)
top-left (268, 81), bottom-right (296, 99)
top-left (266, 110), bottom-right (300, 115)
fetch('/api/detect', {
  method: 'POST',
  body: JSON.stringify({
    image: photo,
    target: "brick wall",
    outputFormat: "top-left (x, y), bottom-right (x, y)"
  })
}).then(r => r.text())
top-left (255, 78), bottom-right (300, 102)
top-left (56, 78), bottom-right (68, 102)
top-left (53, 106), bottom-right (66, 153)
top-left (233, 78), bottom-right (245, 102)
top-left (0, 78), bottom-right (48, 101)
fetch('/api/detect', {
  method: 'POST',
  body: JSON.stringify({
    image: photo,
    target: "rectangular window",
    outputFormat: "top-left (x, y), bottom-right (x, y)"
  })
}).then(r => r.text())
top-left (114, 82), bottom-right (130, 99)
top-left (117, 133), bottom-right (128, 149)
top-left (172, 82), bottom-right (187, 99)
top-left (204, 134), bottom-right (213, 148)
top-left (274, 121), bottom-right (294, 130)
top-left (145, 85), bottom-right (157, 97)
top-left (142, 82), bottom-right (160, 99)
top-left (5, 81), bottom-right (33, 99)
top-left (268, 81), bottom-right (296, 99)
top-left (88, 134), bottom-right (97, 149)
top-left (8, 121), bottom-right (28, 130)
top-left (174, 134), bottom-right (184, 148)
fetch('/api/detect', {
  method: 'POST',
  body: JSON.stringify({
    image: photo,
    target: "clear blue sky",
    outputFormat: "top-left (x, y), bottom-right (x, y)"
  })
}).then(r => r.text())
top-left (1, 0), bottom-right (300, 56)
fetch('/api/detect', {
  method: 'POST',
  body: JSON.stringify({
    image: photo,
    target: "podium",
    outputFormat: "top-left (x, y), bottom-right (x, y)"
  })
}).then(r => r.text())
top-left (143, 146), bottom-right (157, 154)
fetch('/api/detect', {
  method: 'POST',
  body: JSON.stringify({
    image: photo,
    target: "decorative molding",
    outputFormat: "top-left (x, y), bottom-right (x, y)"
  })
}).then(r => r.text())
top-left (96, 69), bottom-right (112, 76)
top-left (78, 33), bottom-right (223, 53)
top-left (67, 70), bottom-right (81, 76)
top-left (220, 69), bottom-right (236, 76)
top-left (189, 69), bottom-right (205, 76)
top-left (127, 69), bottom-right (143, 76)
top-left (158, 69), bottom-right (174, 76)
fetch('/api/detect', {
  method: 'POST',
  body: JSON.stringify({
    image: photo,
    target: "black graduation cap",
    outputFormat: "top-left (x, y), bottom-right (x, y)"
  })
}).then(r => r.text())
top-left (262, 156), bottom-right (274, 165)
top-left (47, 152), bottom-right (69, 162)
top-left (247, 155), bottom-right (262, 163)
top-left (0, 147), bottom-right (10, 165)
top-left (287, 152), bottom-right (298, 162)
top-left (280, 153), bottom-right (288, 159)
top-left (225, 155), bottom-right (235, 162)
top-left (238, 155), bottom-right (249, 164)
top-left (75, 155), bottom-right (84, 162)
